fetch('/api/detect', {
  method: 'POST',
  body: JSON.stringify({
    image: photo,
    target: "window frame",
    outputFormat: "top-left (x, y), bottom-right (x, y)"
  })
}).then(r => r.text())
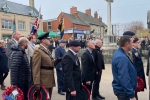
top-left (18, 21), bottom-right (25, 31)
top-left (1, 19), bottom-right (12, 30)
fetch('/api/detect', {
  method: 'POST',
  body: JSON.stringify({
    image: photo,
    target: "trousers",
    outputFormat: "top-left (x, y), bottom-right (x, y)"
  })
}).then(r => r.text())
top-left (92, 71), bottom-right (102, 97)
top-left (115, 93), bottom-right (130, 100)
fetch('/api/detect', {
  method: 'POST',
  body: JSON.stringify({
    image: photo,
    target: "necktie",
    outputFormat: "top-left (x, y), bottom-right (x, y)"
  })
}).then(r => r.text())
top-left (91, 53), bottom-right (94, 61)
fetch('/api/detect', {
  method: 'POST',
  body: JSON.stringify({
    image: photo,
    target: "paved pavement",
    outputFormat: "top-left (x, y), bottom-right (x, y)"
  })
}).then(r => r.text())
top-left (0, 64), bottom-right (148, 100)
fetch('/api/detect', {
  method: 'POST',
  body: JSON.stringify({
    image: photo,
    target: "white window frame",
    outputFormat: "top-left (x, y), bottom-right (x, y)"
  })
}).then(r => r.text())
top-left (18, 22), bottom-right (25, 30)
top-left (2, 20), bottom-right (12, 29)
top-left (47, 22), bottom-right (51, 30)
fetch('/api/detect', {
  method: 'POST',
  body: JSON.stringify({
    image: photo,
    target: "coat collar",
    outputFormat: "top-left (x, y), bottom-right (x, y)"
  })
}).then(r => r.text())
top-left (39, 45), bottom-right (50, 55)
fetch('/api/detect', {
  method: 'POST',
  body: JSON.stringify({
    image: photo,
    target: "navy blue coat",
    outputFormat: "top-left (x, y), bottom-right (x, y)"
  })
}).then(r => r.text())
top-left (132, 48), bottom-right (146, 90)
top-left (55, 46), bottom-right (66, 69)
top-left (112, 48), bottom-right (137, 98)
top-left (0, 47), bottom-right (9, 74)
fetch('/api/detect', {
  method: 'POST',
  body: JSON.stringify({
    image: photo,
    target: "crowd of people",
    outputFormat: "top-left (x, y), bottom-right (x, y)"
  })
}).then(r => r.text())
top-left (0, 30), bottom-right (148, 100)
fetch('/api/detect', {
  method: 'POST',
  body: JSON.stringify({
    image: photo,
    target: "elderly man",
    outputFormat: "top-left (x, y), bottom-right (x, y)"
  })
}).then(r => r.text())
top-left (55, 40), bottom-right (66, 95)
top-left (10, 37), bottom-right (31, 100)
top-left (62, 40), bottom-right (81, 100)
top-left (81, 40), bottom-right (96, 94)
top-left (112, 36), bottom-right (137, 100)
top-left (6, 31), bottom-right (21, 68)
top-left (92, 39), bottom-right (105, 100)
top-left (32, 32), bottom-right (56, 100)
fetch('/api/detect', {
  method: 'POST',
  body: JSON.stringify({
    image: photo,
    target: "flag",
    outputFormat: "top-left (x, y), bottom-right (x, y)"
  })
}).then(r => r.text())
top-left (12, 16), bottom-right (16, 33)
top-left (30, 7), bottom-right (41, 36)
top-left (58, 15), bottom-right (64, 39)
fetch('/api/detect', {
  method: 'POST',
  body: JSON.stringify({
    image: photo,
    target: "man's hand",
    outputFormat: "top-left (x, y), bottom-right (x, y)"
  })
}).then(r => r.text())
top-left (35, 84), bottom-right (40, 91)
top-left (130, 97), bottom-right (136, 100)
top-left (59, 68), bottom-right (62, 71)
top-left (86, 81), bottom-right (91, 85)
top-left (71, 91), bottom-right (76, 96)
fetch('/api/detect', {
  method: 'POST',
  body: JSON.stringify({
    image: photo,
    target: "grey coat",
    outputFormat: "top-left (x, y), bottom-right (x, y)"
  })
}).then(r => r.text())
top-left (6, 38), bottom-right (18, 69)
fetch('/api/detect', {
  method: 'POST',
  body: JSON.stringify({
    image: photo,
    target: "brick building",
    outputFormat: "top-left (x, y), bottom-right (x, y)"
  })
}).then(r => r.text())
top-left (43, 6), bottom-right (106, 40)
top-left (0, 0), bottom-right (43, 39)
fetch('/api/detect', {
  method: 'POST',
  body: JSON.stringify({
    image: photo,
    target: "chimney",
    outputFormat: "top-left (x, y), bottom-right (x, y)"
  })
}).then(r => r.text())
top-left (70, 6), bottom-right (78, 17)
top-left (94, 11), bottom-right (98, 19)
top-left (70, 6), bottom-right (77, 14)
top-left (98, 16), bottom-right (102, 22)
top-left (85, 8), bottom-right (91, 15)
top-left (29, 0), bottom-right (34, 7)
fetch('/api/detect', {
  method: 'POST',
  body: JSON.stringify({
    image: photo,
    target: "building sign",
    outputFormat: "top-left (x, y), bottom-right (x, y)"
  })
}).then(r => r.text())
top-left (74, 29), bottom-right (84, 34)
top-left (64, 29), bottom-right (73, 33)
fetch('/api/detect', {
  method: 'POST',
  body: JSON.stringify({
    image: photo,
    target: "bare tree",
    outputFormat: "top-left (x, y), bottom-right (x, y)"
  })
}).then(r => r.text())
top-left (115, 21), bottom-right (145, 35)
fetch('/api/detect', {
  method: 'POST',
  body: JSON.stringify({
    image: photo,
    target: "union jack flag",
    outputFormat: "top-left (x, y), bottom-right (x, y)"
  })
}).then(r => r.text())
top-left (30, 7), bottom-right (41, 35)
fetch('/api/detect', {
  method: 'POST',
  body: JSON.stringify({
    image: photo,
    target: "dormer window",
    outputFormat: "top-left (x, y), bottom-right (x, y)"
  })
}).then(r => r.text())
top-left (2, 3), bottom-right (10, 14)
top-left (29, 10), bottom-right (37, 17)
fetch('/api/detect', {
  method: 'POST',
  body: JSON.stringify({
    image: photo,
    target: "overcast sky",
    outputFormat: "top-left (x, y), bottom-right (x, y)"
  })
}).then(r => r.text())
top-left (9, 0), bottom-right (150, 27)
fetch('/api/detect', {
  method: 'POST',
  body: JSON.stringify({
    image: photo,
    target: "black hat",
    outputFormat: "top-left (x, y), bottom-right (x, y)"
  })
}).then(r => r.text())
top-left (59, 39), bottom-right (67, 43)
top-left (123, 31), bottom-right (135, 36)
top-left (37, 32), bottom-right (50, 40)
top-left (133, 38), bottom-right (139, 43)
top-left (69, 40), bottom-right (81, 47)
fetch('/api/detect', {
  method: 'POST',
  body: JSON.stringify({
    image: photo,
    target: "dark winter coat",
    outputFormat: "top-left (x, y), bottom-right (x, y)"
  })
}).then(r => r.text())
top-left (10, 44), bottom-right (31, 87)
top-left (0, 47), bottom-right (9, 74)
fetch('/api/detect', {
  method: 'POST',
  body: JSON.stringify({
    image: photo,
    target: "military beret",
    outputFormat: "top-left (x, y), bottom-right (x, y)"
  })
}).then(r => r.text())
top-left (133, 38), bottom-right (139, 43)
top-left (37, 32), bottom-right (51, 40)
top-left (123, 31), bottom-right (135, 36)
top-left (59, 39), bottom-right (67, 43)
top-left (69, 40), bottom-right (81, 47)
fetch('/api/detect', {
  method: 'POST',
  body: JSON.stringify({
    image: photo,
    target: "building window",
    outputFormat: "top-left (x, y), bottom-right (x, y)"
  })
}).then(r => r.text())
top-left (30, 23), bottom-right (34, 30)
top-left (2, 20), bottom-right (12, 29)
top-left (47, 22), bottom-right (51, 30)
top-left (18, 22), bottom-right (25, 30)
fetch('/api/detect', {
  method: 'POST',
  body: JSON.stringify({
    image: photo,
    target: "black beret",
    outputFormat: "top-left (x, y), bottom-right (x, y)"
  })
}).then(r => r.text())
top-left (37, 32), bottom-right (50, 40)
top-left (123, 31), bottom-right (135, 36)
top-left (69, 40), bottom-right (81, 47)
top-left (133, 38), bottom-right (139, 43)
top-left (59, 39), bottom-right (67, 43)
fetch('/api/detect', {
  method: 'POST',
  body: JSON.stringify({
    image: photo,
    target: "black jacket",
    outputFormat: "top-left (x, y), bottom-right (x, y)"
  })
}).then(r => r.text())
top-left (10, 44), bottom-right (31, 87)
top-left (0, 47), bottom-right (9, 74)
top-left (92, 46), bottom-right (105, 72)
top-left (81, 49), bottom-right (96, 82)
top-left (62, 50), bottom-right (81, 92)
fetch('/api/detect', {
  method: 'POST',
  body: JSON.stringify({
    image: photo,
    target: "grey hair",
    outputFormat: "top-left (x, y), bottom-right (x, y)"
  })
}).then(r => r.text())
top-left (12, 31), bottom-right (17, 38)
top-left (86, 40), bottom-right (91, 47)
top-left (18, 37), bottom-right (28, 46)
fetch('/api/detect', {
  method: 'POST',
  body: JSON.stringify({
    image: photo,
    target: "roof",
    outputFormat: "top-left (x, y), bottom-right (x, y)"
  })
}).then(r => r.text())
top-left (63, 12), bottom-right (89, 26)
top-left (0, 0), bottom-right (39, 17)
top-left (77, 11), bottom-right (105, 26)
top-left (43, 18), bottom-right (57, 22)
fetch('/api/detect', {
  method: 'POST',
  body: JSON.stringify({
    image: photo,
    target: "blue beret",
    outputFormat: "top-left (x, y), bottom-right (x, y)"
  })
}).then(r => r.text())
top-left (59, 39), bottom-right (67, 43)
top-left (123, 31), bottom-right (135, 36)
top-left (69, 40), bottom-right (81, 47)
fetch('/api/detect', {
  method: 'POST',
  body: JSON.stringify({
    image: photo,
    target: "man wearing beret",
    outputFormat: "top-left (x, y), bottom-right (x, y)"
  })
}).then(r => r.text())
top-left (62, 40), bottom-right (81, 100)
top-left (32, 32), bottom-right (55, 100)
top-left (55, 40), bottom-right (66, 95)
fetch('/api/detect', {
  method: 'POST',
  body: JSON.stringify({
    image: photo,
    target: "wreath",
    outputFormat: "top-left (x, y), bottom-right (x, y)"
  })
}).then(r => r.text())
top-left (135, 76), bottom-right (145, 92)
top-left (81, 84), bottom-right (91, 100)
top-left (28, 85), bottom-right (49, 100)
top-left (2, 86), bottom-right (24, 100)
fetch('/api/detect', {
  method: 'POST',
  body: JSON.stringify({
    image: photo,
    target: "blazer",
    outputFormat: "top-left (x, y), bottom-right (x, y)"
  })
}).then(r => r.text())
top-left (62, 50), bottom-right (81, 92)
top-left (81, 49), bottom-right (96, 82)
top-left (55, 46), bottom-right (66, 69)
top-left (25, 42), bottom-right (35, 64)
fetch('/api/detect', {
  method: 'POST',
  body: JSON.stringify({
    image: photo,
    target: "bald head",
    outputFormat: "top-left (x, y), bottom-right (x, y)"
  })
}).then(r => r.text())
top-left (95, 39), bottom-right (103, 47)
top-left (18, 37), bottom-right (29, 49)
top-left (12, 31), bottom-right (21, 41)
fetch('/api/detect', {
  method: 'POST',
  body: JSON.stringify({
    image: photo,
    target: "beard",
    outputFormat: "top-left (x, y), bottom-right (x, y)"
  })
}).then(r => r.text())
top-left (25, 45), bottom-right (28, 49)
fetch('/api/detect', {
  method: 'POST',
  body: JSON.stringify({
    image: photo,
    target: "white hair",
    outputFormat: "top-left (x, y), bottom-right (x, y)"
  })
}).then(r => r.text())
top-left (18, 37), bottom-right (28, 46)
